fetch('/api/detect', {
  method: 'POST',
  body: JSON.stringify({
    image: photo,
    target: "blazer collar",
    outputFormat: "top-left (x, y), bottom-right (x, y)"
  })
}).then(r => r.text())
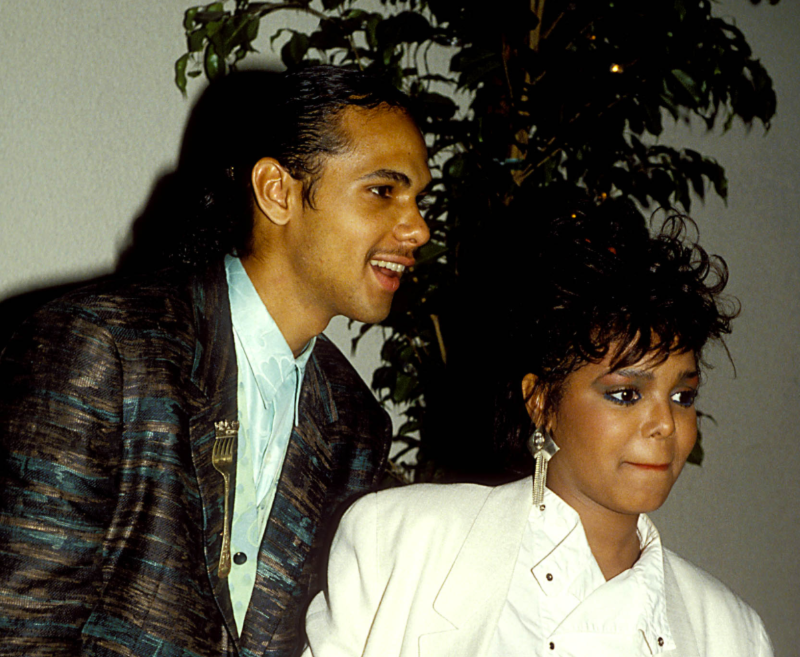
top-left (663, 556), bottom-right (701, 657)
top-left (303, 345), bottom-right (339, 424)
top-left (421, 477), bottom-right (533, 656)
top-left (185, 261), bottom-right (241, 646)
top-left (189, 260), bottom-right (236, 399)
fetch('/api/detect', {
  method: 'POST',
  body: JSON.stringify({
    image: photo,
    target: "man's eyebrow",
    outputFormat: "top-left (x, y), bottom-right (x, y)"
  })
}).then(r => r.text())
top-left (358, 169), bottom-right (412, 186)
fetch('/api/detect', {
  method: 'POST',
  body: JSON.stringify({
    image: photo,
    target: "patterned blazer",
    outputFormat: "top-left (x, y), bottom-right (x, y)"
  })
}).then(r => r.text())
top-left (0, 262), bottom-right (391, 656)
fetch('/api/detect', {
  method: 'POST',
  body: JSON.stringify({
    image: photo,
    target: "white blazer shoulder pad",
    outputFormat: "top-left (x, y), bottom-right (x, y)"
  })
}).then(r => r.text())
top-left (664, 549), bottom-right (774, 657)
top-left (360, 482), bottom-right (496, 546)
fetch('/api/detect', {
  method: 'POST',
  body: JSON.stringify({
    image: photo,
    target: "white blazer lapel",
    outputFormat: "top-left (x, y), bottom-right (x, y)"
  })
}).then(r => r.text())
top-left (664, 557), bottom-right (701, 657)
top-left (419, 477), bottom-right (533, 657)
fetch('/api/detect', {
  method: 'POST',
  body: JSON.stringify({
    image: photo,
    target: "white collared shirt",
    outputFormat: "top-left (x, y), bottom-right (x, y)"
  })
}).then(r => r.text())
top-left (488, 488), bottom-right (675, 656)
top-left (224, 255), bottom-right (316, 632)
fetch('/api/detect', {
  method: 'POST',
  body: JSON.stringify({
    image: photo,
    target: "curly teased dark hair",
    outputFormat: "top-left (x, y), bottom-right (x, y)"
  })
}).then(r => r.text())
top-left (125, 65), bottom-right (414, 271)
top-left (484, 197), bottom-right (739, 473)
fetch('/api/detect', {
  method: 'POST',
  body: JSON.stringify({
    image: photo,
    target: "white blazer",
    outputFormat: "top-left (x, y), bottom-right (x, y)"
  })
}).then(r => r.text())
top-left (303, 477), bottom-right (773, 657)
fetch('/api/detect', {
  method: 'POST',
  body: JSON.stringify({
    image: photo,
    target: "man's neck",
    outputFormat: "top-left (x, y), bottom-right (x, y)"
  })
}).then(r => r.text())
top-left (240, 253), bottom-right (328, 357)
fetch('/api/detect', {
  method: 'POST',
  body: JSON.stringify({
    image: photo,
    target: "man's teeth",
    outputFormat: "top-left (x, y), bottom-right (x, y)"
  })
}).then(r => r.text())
top-left (369, 260), bottom-right (406, 273)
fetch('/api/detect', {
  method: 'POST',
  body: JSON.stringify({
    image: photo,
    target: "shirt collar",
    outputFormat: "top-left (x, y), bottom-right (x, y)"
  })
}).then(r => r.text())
top-left (528, 489), bottom-right (605, 601)
top-left (629, 513), bottom-right (675, 652)
top-left (527, 488), bottom-right (675, 653)
top-left (225, 255), bottom-right (316, 418)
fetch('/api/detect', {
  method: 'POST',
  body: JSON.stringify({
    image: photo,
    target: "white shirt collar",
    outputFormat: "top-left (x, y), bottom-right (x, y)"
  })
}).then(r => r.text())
top-left (225, 255), bottom-right (315, 421)
top-left (527, 488), bottom-right (675, 652)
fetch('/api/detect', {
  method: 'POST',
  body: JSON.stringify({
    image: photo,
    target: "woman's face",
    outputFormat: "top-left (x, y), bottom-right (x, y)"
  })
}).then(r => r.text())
top-left (539, 348), bottom-right (699, 520)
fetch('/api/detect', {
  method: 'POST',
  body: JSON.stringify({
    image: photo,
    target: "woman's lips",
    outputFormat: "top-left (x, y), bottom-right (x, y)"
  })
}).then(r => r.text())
top-left (626, 462), bottom-right (670, 471)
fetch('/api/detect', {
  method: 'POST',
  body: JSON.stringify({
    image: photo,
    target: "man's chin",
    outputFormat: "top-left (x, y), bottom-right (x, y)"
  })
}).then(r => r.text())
top-left (348, 302), bottom-right (393, 326)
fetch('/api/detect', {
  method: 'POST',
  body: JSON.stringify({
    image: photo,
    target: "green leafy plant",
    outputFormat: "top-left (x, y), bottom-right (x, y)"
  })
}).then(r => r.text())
top-left (176, 0), bottom-right (777, 481)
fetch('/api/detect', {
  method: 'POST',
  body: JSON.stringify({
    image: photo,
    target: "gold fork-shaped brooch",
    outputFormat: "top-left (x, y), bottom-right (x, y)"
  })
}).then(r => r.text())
top-left (212, 420), bottom-right (238, 579)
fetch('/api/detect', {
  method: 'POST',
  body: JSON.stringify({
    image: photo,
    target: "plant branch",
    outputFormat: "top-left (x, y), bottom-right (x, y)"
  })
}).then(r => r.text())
top-left (430, 314), bottom-right (447, 364)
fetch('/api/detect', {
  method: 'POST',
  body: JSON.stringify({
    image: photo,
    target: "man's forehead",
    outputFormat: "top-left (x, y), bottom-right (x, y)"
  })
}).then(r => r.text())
top-left (336, 103), bottom-right (416, 136)
top-left (328, 105), bottom-right (429, 175)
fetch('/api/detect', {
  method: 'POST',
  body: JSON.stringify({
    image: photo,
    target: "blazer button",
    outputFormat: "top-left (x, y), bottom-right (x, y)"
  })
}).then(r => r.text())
top-left (233, 552), bottom-right (248, 565)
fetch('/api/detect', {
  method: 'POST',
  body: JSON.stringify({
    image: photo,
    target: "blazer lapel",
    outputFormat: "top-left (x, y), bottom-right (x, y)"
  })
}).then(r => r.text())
top-left (420, 477), bottom-right (533, 657)
top-left (664, 557), bottom-right (701, 657)
top-left (186, 261), bottom-right (241, 647)
top-left (240, 354), bottom-right (338, 655)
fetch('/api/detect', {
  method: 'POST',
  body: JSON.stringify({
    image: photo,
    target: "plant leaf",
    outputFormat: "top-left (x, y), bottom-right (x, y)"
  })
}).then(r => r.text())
top-left (175, 53), bottom-right (190, 95)
top-left (188, 28), bottom-right (206, 53)
top-left (204, 43), bottom-right (223, 81)
top-left (184, 7), bottom-right (200, 31)
top-left (281, 32), bottom-right (310, 67)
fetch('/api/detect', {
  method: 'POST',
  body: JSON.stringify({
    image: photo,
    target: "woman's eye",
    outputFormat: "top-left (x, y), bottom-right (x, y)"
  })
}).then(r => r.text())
top-left (605, 388), bottom-right (641, 405)
top-left (369, 185), bottom-right (393, 198)
top-left (671, 389), bottom-right (698, 407)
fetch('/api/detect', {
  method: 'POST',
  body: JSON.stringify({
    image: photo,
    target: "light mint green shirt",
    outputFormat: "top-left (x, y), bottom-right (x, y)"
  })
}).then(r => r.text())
top-left (224, 255), bottom-right (316, 633)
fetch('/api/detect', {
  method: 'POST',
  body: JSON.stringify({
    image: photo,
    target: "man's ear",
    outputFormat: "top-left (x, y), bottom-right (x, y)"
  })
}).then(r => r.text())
top-left (251, 157), bottom-right (301, 226)
top-left (521, 373), bottom-right (547, 428)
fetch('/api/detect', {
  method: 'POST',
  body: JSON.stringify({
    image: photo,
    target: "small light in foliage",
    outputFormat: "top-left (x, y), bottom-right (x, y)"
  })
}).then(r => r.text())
top-left (610, 63), bottom-right (623, 73)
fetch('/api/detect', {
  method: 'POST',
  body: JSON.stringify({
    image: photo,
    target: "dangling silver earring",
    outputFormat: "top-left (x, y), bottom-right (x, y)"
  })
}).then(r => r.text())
top-left (526, 427), bottom-right (559, 506)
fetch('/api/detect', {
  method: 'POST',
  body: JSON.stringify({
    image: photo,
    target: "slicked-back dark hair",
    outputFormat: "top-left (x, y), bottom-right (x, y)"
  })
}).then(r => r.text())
top-left (245, 65), bottom-right (412, 206)
top-left (154, 65), bottom-right (413, 268)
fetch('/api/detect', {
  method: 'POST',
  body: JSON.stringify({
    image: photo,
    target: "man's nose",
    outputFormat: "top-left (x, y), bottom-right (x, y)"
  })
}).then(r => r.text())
top-left (394, 205), bottom-right (430, 248)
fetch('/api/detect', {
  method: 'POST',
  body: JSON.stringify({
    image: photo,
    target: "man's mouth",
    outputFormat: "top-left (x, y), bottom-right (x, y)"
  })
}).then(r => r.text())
top-left (369, 258), bottom-right (411, 293)
top-left (369, 259), bottom-right (406, 275)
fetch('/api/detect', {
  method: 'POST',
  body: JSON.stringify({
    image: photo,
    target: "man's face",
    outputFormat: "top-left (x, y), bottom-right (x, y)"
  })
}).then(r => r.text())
top-left (283, 105), bottom-right (431, 326)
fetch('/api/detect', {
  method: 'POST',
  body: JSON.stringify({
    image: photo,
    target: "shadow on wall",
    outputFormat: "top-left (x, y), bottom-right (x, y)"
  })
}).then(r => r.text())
top-left (0, 68), bottom-right (283, 351)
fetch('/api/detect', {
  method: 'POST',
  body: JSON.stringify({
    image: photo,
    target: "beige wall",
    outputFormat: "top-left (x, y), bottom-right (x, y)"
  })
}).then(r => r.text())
top-left (649, 6), bottom-right (800, 655)
top-left (1, 1), bottom-right (798, 654)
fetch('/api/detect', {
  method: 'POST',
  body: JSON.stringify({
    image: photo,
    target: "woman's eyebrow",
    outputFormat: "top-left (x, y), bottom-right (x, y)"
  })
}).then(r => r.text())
top-left (612, 368), bottom-right (654, 380)
top-left (607, 368), bottom-right (700, 381)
